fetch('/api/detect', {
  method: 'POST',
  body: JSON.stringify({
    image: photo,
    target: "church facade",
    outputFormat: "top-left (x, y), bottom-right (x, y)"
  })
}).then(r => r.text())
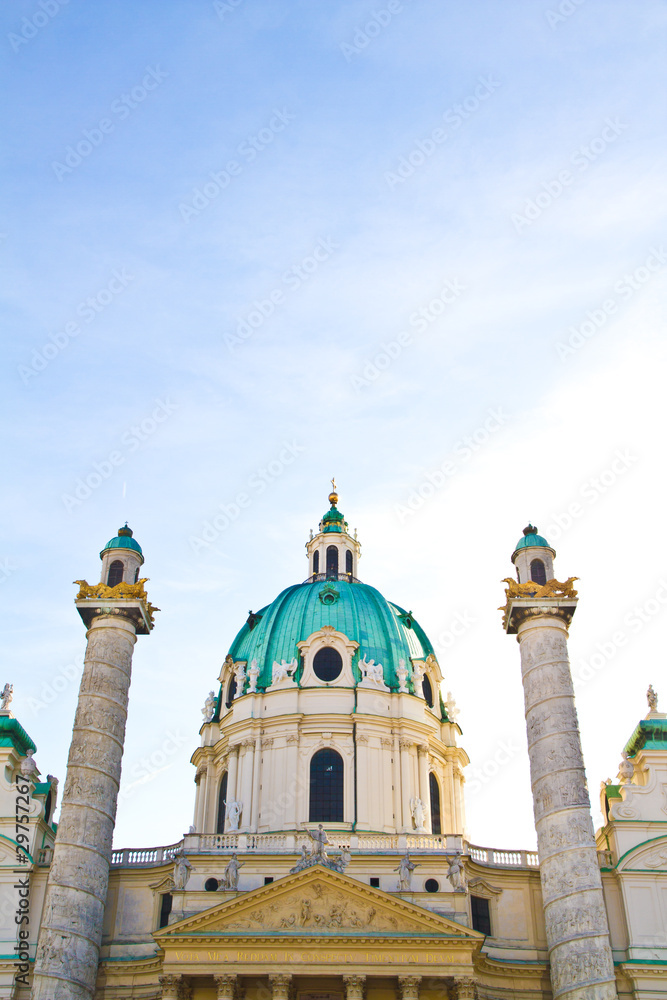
top-left (1, 492), bottom-right (666, 1000)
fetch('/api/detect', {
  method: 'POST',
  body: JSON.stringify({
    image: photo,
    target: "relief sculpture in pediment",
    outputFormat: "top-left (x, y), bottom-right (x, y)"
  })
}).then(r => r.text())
top-left (225, 887), bottom-right (405, 932)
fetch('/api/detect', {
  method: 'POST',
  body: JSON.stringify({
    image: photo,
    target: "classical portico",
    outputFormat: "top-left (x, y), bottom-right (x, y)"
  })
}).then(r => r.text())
top-left (153, 867), bottom-right (482, 1000)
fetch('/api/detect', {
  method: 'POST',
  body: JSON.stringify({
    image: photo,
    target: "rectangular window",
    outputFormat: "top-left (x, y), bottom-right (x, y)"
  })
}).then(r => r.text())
top-left (264, 876), bottom-right (274, 884)
top-left (370, 877), bottom-right (380, 888)
top-left (159, 893), bottom-right (173, 929)
top-left (471, 895), bottom-right (491, 935)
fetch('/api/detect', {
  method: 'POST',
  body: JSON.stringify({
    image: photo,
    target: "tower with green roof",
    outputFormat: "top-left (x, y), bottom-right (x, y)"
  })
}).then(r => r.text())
top-left (32, 527), bottom-right (156, 1000)
top-left (502, 526), bottom-right (618, 1000)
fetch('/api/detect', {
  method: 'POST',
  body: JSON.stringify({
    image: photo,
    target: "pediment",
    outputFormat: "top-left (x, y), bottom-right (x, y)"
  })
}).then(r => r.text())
top-left (0, 833), bottom-right (31, 866)
top-left (155, 864), bottom-right (481, 941)
top-left (617, 834), bottom-right (667, 872)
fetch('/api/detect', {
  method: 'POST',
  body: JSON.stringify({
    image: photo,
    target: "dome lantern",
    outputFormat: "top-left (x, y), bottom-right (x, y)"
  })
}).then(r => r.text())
top-left (306, 481), bottom-right (361, 581)
top-left (511, 524), bottom-right (556, 585)
top-left (99, 524), bottom-right (144, 588)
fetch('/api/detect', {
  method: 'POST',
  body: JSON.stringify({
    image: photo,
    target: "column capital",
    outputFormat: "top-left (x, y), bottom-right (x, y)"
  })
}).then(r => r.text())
top-left (269, 973), bottom-right (292, 1000)
top-left (343, 974), bottom-right (366, 1000)
top-left (452, 978), bottom-right (476, 1000)
top-left (159, 975), bottom-right (182, 1000)
top-left (398, 975), bottom-right (422, 1000)
top-left (214, 974), bottom-right (237, 1000)
top-left (177, 978), bottom-right (192, 1000)
top-left (505, 599), bottom-right (576, 635)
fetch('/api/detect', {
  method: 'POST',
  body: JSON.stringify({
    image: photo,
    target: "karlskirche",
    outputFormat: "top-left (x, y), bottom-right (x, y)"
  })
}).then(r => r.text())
top-left (1, 489), bottom-right (666, 1000)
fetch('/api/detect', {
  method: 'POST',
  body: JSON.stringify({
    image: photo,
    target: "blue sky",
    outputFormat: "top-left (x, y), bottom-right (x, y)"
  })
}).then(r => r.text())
top-left (2, 0), bottom-right (667, 850)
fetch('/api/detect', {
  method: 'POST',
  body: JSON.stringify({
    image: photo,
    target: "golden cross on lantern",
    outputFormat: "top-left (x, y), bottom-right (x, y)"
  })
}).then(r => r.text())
top-left (331, 477), bottom-right (337, 492)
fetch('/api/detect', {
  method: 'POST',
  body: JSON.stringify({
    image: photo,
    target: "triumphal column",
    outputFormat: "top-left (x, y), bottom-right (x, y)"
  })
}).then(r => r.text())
top-left (31, 526), bottom-right (157, 1000)
top-left (502, 525), bottom-right (617, 1000)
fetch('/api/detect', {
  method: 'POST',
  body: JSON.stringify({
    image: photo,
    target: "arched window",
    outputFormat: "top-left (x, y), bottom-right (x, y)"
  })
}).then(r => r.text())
top-left (345, 550), bottom-right (353, 576)
top-left (216, 772), bottom-right (228, 833)
top-left (530, 559), bottom-right (546, 585)
top-left (44, 790), bottom-right (52, 825)
top-left (429, 772), bottom-right (442, 835)
top-left (309, 748), bottom-right (343, 822)
top-left (107, 560), bottom-right (124, 587)
top-left (225, 675), bottom-right (236, 709)
top-left (134, 567), bottom-right (139, 583)
top-left (313, 551), bottom-right (319, 575)
top-left (326, 546), bottom-right (339, 578)
top-left (422, 675), bottom-right (434, 708)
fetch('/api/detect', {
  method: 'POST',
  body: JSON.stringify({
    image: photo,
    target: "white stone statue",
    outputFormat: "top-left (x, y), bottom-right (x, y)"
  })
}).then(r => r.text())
top-left (446, 852), bottom-right (466, 891)
top-left (225, 799), bottom-right (242, 831)
top-left (412, 662), bottom-right (425, 698)
top-left (20, 749), bottom-right (37, 779)
top-left (0, 683), bottom-right (13, 710)
top-left (223, 852), bottom-right (243, 890)
top-left (410, 797), bottom-right (426, 833)
top-left (233, 661), bottom-right (246, 695)
top-left (359, 656), bottom-right (386, 686)
top-left (247, 659), bottom-right (260, 693)
top-left (188, 825), bottom-right (196, 834)
top-left (647, 684), bottom-right (659, 713)
top-left (396, 659), bottom-right (410, 693)
top-left (394, 852), bottom-right (417, 891)
top-left (271, 658), bottom-right (297, 685)
top-left (445, 691), bottom-right (460, 723)
top-left (307, 824), bottom-right (330, 860)
top-left (337, 848), bottom-right (351, 872)
top-left (201, 690), bottom-right (216, 723)
top-left (172, 850), bottom-right (192, 890)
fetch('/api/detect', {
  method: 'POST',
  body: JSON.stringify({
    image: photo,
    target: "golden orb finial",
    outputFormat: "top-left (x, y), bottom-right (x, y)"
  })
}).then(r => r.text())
top-left (328, 477), bottom-right (338, 507)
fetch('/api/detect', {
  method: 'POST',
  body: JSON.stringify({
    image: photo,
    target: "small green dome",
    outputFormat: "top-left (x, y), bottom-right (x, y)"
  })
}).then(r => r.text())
top-left (513, 524), bottom-right (551, 552)
top-left (100, 525), bottom-right (143, 557)
top-left (226, 579), bottom-right (434, 695)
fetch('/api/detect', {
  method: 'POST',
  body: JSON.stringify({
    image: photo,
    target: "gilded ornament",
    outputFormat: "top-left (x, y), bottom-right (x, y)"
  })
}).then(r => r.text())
top-left (73, 578), bottom-right (159, 624)
top-left (499, 576), bottom-right (578, 628)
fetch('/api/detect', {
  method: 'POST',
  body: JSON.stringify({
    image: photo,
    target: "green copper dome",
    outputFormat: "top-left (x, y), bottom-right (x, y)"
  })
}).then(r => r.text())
top-left (513, 524), bottom-right (552, 552)
top-left (100, 525), bottom-right (143, 557)
top-left (226, 579), bottom-right (434, 694)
